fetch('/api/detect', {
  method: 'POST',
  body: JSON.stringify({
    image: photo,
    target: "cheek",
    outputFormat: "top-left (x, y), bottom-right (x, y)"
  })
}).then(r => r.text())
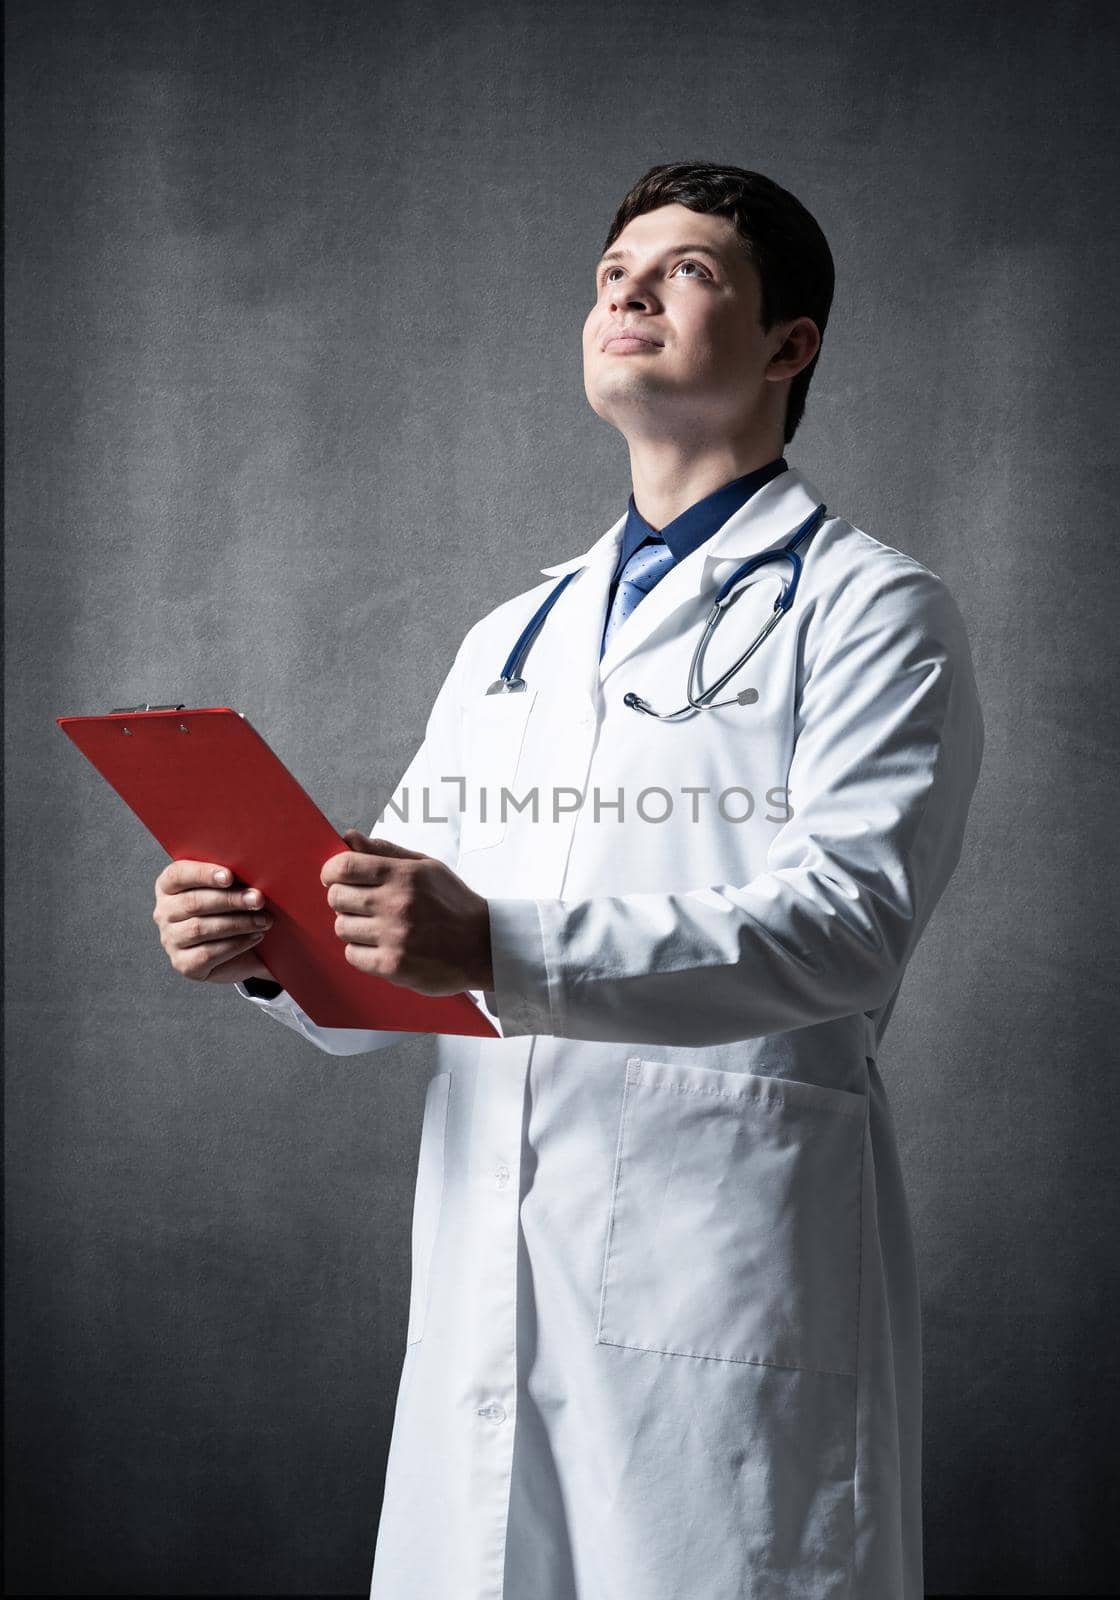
top-left (690, 310), bottom-right (750, 374)
top-left (672, 312), bottom-right (719, 370)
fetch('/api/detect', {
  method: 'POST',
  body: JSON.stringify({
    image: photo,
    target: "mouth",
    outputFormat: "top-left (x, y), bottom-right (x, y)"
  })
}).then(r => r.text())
top-left (603, 334), bottom-right (661, 353)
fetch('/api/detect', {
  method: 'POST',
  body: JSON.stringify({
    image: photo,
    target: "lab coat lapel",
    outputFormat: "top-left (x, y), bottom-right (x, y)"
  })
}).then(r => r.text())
top-left (539, 512), bottom-right (628, 704)
top-left (536, 466), bottom-right (829, 698)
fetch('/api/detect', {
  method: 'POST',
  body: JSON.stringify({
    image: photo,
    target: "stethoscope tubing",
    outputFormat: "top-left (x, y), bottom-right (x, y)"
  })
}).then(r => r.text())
top-left (634, 504), bottom-right (827, 718)
top-left (487, 502), bottom-right (828, 708)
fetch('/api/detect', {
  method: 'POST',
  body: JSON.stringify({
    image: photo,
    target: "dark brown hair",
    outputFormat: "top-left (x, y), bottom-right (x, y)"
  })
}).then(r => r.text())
top-left (602, 162), bottom-right (835, 444)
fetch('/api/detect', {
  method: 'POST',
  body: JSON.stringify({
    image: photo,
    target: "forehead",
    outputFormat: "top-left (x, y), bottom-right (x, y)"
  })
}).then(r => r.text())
top-left (599, 203), bottom-right (743, 264)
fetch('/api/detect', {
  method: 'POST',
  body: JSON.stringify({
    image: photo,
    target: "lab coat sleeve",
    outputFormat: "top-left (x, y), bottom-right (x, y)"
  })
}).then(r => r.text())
top-left (234, 629), bottom-right (472, 1055)
top-left (485, 560), bottom-right (985, 1047)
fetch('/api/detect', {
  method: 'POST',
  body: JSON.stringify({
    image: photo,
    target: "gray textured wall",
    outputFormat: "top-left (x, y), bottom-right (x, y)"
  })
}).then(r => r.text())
top-left (6, 0), bottom-right (1118, 1593)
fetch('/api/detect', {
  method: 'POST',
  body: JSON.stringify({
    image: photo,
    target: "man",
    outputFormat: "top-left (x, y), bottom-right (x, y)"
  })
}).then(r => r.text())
top-left (153, 161), bottom-right (984, 1597)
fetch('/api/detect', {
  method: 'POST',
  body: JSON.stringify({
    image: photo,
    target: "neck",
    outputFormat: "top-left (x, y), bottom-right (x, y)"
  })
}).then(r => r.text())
top-left (624, 430), bottom-right (785, 529)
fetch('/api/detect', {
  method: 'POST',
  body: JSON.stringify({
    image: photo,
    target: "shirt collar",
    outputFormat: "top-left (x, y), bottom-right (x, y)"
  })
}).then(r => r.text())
top-left (615, 456), bottom-right (789, 575)
top-left (539, 462), bottom-right (828, 588)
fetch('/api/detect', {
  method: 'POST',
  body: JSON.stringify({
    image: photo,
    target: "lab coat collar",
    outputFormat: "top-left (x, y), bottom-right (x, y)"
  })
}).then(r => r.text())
top-left (538, 463), bottom-right (831, 691)
top-left (540, 463), bottom-right (829, 595)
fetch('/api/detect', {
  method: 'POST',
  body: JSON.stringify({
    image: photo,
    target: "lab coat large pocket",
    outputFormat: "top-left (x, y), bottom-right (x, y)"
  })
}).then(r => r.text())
top-left (406, 1071), bottom-right (451, 1347)
top-left (457, 688), bottom-right (538, 854)
top-left (596, 1057), bottom-right (866, 1375)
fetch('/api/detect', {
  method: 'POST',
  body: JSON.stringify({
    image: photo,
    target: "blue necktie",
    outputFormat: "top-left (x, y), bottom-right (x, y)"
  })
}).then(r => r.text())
top-left (600, 534), bottom-right (675, 658)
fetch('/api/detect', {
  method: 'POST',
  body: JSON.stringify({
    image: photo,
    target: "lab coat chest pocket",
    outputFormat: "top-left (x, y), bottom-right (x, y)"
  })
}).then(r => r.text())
top-left (406, 1071), bottom-right (451, 1347)
top-left (597, 1058), bottom-right (866, 1376)
top-left (458, 689), bottom-right (538, 854)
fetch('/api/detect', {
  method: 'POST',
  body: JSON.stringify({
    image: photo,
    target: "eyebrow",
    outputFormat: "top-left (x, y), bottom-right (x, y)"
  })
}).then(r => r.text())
top-left (596, 243), bottom-right (727, 272)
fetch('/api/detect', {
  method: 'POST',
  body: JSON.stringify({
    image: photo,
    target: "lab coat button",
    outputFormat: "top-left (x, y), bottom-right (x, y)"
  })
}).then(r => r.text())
top-left (494, 1163), bottom-right (510, 1189)
top-left (477, 1402), bottom-right (506, 1423)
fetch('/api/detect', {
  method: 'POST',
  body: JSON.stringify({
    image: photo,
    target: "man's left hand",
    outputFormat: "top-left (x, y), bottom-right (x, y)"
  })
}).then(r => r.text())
top-left (321, 830), bottom-right (494, 995)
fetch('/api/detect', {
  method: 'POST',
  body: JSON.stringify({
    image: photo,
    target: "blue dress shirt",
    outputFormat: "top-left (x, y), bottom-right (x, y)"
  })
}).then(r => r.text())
top-left (603, 457), bottom-right (789, 648)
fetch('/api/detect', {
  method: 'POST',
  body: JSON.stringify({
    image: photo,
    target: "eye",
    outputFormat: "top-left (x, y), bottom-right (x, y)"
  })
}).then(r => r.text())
top-left (599, 257), bottom-right (710, 289)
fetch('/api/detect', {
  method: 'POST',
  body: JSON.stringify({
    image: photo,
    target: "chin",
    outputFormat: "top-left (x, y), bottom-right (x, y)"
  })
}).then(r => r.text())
top-left (590, 370), bottom-right (675, 414)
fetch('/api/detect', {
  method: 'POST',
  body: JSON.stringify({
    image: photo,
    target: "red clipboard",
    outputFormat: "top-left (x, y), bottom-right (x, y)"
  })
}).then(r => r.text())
top-left (56, 704), bottom-right (499, 1038)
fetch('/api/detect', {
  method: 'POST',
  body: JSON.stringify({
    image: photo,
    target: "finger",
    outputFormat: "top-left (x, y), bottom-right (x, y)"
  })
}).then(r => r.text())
top-left (341, 942), bottom-right (456, 997)
top-left (325, 881), bottom-right (384, 915)
top-left (342, 941), bottom-right (402, 980)
top-left (179, 931), bottom-right (266, 980)
top-left (332, 911), bottom-right (384, 946)
top-left (164, 887), bottom-right (272, 922)
top-left (320, 850), bottom-right (351, 887)
top-left (206, 951), bottom-right (274, 985)
top-left (156, 860), bottom-right (240, 895)
top-left (171, 913), bottom-right (273, 949)
top-left (320, 850), bottom-right (396, 888)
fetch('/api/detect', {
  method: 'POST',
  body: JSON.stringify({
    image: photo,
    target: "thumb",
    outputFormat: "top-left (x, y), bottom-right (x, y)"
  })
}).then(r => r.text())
top-left (342, 828), bottom-right (425, 860)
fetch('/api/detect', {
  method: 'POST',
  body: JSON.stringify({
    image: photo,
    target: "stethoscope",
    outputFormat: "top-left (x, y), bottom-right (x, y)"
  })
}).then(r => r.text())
top-left (486, 502), bottom-right (829, 719)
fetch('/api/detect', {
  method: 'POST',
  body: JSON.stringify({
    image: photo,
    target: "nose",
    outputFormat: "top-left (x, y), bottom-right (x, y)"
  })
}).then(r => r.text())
top-left (608, 284), bottom-right (652, 314)
top-left (604, 261), bottom-right (659, 314)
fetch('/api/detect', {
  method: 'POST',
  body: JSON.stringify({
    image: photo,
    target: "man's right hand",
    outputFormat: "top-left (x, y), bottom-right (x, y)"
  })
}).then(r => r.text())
top-left (153, 860), bottom-right (275, 985)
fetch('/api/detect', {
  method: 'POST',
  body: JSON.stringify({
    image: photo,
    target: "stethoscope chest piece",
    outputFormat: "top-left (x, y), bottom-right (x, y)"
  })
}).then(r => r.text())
top-left (623, 681), bottom-right (759, 715)
top-left (486, 677), bottom-right (528, 694)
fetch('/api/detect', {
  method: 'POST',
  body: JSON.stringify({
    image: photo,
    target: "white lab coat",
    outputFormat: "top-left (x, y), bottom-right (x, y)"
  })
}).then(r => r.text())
top-left (237, 463), bottom-right (984, 1599)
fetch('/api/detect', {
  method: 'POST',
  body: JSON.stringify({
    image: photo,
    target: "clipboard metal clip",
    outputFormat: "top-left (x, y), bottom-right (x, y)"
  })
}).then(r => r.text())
top-left (109, 703), bottom-right (187, 714)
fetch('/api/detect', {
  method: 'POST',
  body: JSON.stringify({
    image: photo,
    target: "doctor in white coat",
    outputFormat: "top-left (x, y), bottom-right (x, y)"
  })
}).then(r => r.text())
top-left (154, 161), bottom-right (984, 1598)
